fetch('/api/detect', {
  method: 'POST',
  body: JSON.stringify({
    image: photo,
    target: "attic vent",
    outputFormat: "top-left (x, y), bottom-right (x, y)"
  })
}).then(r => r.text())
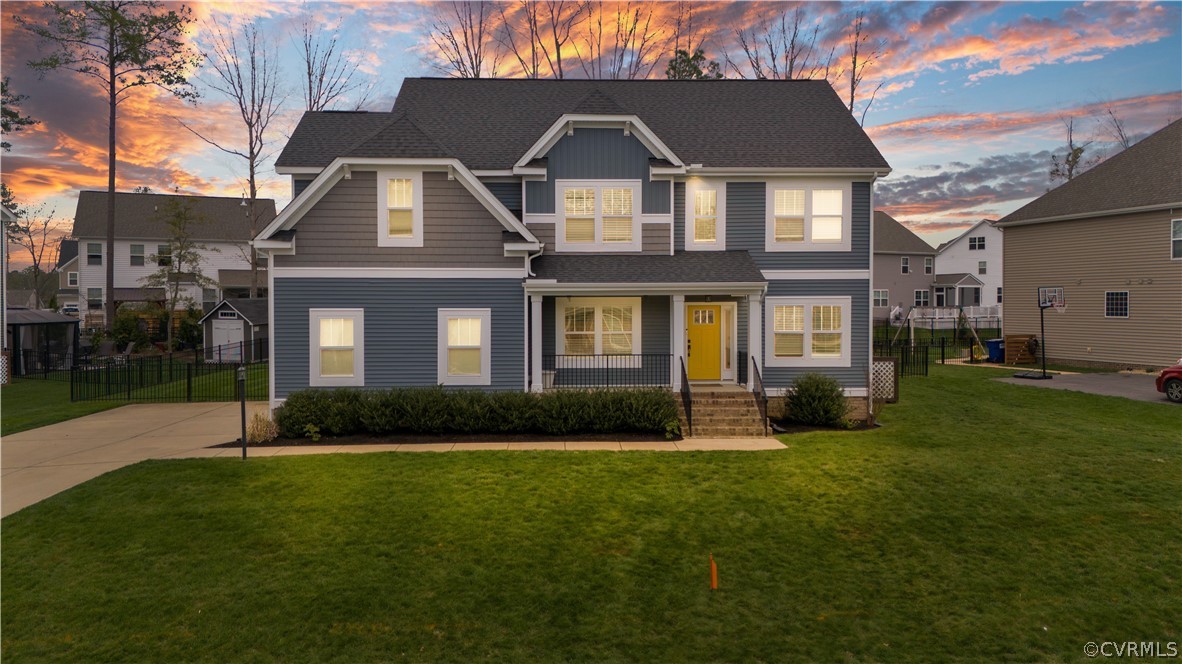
top-left (218, 311), bottom-right (238, 319)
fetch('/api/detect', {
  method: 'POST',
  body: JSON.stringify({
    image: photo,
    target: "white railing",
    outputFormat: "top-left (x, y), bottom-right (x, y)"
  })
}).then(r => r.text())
top-left (910, 305), bottom-right (1001, 320)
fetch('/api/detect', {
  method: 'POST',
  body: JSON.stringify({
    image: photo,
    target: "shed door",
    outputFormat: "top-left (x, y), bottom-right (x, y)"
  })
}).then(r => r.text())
top-left (211, 320), bottom-right (243, 362)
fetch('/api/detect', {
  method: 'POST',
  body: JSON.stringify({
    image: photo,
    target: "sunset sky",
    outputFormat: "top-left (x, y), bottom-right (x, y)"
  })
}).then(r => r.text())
top-left (2, 1), bottom-right (1180, 267)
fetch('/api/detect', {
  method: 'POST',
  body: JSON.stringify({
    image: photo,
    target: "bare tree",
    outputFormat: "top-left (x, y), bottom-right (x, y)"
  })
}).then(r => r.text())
top-left (5, 204), bottom-right (65, 309)
top-left (296, 14), bottom-right (373, 111)
top-left (429, 1), bottom-right (500, 78)
top-left (19, 1), bottom-right (200, 330)
top-left (497, 1), bottom-right (544, 78)
top-left (729, 7), bottom-right (829, 80)
top-left (180, 17), bottom-right (284, 299)
top-left (1100, 106), bottom-right (1132, 149)
top-left (498, 0), bottom-right (589, 79)
top-left (669, 1), bottom-right (706, 59)
top-left (539, 1), bottom-right (589, 79)
top-left (839, 9), bottom-right (886, 125)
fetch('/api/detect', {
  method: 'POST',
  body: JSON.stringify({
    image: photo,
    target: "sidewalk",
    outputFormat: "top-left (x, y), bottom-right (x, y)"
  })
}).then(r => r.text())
top-left (2, 401), bottom-right (784, 517)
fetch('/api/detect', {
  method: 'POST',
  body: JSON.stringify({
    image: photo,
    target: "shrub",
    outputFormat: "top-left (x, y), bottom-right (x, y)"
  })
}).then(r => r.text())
top-left (247, 412), bottom-right (279, 444)
top-left (273, 387), bottom-right (680, 439)
top-left (784, 373), bottom-right (850, 428)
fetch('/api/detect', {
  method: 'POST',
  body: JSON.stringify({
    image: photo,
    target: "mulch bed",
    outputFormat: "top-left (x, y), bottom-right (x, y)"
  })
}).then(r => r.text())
top-left (212, 432), bottom-right (675, 448)
top-left (770, 420), bottom-right (878, 434)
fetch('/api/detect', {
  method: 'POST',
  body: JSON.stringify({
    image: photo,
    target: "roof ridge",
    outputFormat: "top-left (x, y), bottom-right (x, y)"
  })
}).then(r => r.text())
top-left (340, 110), bottom-right (455, 158)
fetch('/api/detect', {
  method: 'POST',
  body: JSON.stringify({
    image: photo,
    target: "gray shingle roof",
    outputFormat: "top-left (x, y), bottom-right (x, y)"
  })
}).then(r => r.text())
top-left (73, 192), bottom-right (277, 242)
top-left (343, 112), bottom-right (454, 159)
top-left (874, 211), bottom-right (936, 254)
top-left (217, 269), bottom-right (267, 288)
top-left (200, 298), bottom-right (268, 325)
top-left (932, 273), bottom-right (983, 287)
top-left (278, 79), bottom-right (890, 171)
top-left (56, 239), bottom-right (78, 268)
top-left (112, 287), bottom-right (166, 301)
top-left (999, 119), bottom-right (1182, 225)
top-left (532, 251), bottom-right (765, 284)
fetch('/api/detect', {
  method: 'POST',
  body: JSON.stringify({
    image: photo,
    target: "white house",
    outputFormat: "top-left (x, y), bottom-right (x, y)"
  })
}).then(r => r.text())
top-left (72, 191), bottom-right (277, 327)
top-left (935, 219), bottom-right (1003, 308)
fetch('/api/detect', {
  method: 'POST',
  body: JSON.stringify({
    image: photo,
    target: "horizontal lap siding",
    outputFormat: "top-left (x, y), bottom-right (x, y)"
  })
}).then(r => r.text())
top-left (524, 128), bottom-right (670, 216)
top-left (761, 279), bottom-right (870, 390)
top-left (274, 278), bottom-right (524, 396)
top-left (727, 181), bottom-right (871, 271)
top-left (276, 171), bottom-right (518, 268)
top-left (1003, 210), bottom-right (1182, 366)
top-left (482, 180), bottom-right (522, 219)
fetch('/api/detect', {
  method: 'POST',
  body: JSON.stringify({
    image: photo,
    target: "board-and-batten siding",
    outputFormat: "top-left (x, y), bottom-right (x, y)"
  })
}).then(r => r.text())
top-left (273, 278), bottom-right (524, 396)
top-left (481, 180), bottom-right (522, 219)
top-left (526, 223), bottom-right (671, 255)
top-left (524, 128), bottom-right (671, 216)
top-left (274, 170), bottom-right (519, 268)
top-left (1003, 209), bottom-right (1182, 367)
top-left (726, 181), bottom-right (871, 271)
top-left (761, 279), bottom-right (870, 390)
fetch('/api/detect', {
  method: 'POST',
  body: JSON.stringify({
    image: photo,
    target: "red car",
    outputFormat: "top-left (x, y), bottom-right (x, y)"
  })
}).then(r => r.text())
top-left (1157, 360), bottom-right (1182, 403)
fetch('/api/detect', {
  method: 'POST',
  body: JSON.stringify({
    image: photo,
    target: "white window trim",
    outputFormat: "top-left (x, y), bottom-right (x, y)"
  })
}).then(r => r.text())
top-left (764, 180), bottom-right (852, 253)
top-left (376, 169), bottom-right (424, 248)
top-left (67, 272), bottom-right (78, 287)
top-left (978, 260), bottom-right (987, 275)
top-left (764, 296), bottom-right (852, 368)
top-left (900, 256), bottom-right (910, 274)
top-left (87, 243), bottom-right (102, 265)
top-left (555, 179), bottom-right (642, 252)
top-left (1171, 218), bottom-right (1181, 261)
top-left (924, 256), bottom-right (933, 274)
top-left (684, 178), bottom-right (726, 251)
top-left (309, 308), bottom-right (364, 387)
top-left (914, 290), bottom-right (930, 307)
top-left (873, 289), bottom-right (889, 307)
top-left (218, 310), bottom-right (238, 319)
top-left (1103, 291), bottom-right (1130, 319)
top-left (555, 296), bottom-right (643, 368)
top-left (437, 308), bottom-right (492, 386)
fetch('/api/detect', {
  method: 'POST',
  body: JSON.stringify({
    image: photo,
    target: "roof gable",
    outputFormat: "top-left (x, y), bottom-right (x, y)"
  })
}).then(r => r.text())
top-left (936, 219), bottom-right (999, 255)
top-left (73, 192), bottom-right (277, 242)
top-left (874, 211), bottom-right (936, 254)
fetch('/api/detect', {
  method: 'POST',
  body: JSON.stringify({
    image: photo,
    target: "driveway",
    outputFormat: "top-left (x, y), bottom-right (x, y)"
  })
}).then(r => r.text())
top-left (2, 402), bottom-right (268, 518)
top-left (995, 372), bottom-right (1171, 404)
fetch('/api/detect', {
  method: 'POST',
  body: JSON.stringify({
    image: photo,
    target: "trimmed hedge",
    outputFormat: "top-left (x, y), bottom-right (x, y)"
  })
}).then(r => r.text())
top-left (275, 387), bottom-right (681, 439)
top-left (783, 373), bottom-right (851, 428)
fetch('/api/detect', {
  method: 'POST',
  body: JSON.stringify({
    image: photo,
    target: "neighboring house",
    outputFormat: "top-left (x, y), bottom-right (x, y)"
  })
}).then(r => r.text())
top-left (1, 205), bottom-right (11, 364)
top-left (6, 289), bottom-right (40, 309)
top-left (872, 211), bottom-right (937, 320)
top-left (258, 78), bottom-right (890, 415)
top-left (935, 219), bottom-right (1003, 309)
top-left (72, 191), bottom-right (277, 327)
top-left (199, 298), bottom-right (267, 363)
top-left (56, 238), bottom-right (79, 313)
top-left (997, 119), bottom-right (1182, 368)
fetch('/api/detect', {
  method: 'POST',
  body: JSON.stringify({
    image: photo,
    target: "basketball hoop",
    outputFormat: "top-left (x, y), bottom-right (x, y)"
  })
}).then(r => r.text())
top-left (1037, 286), bottom-right (1065, 310)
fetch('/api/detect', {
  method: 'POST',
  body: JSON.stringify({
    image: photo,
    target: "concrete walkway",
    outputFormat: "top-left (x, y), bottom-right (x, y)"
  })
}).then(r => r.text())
top-left (995, 372), bottom-right (1170, 404)
top-left (2, 402), bottom-right (783, 517)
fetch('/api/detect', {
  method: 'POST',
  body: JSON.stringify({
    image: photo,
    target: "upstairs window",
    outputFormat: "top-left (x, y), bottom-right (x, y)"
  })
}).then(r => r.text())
top-left (766, 297), bottom-right (851, 367)
top-left (924, 257), bottom-right (933, 274)
top-left (87, 288), bottom-right (102, 310)
top-left (901, 257), bottom-right (910, 274)
top-left (978, 261), bottom-right (987, 275)
top-left (997, 287), bottom-right (1003, 304)
top-left (694, 190), bottom-right (717, 242)
top-left (969, 236), bottom-right (985, 250)
top-left (1172, 219), bottom-right (1181, 259)
top-left (686, 181), bottom-right (727, 251)
top-left (67, 272), bottom-right (78, 287)
top-left (556, 182), bottom-right (641, 251)
top-left (765, 181), bottom-right (851, 252)
top-left (156, 244), bottom-right (172, 267)
top-left (130, 244), bottom-right (145, 267)
top-left (87, 242), bottom-right (102, 266)
top-left (377, 170), bottom-right (424, 247)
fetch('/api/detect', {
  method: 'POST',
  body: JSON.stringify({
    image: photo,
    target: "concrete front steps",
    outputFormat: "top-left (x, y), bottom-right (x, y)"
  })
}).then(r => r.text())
top-left (676, 389), bottom-right (769, 438)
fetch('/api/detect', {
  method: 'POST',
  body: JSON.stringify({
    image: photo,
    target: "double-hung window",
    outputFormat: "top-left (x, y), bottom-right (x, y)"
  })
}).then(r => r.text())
top-left (969, 236), bottom-right (985, 250)
top-left (997, 287), bottom-right (1003, 304)
top-left (87, 288), bottom-right (102, 310)
top-left (924, 257), bottom-right (933, 275)
top-left (766, 297), bottom-right (851, 367)
top-left (1172, 219), bottom-right (1181, 259)
top-left (978, 261), bottom-right (987, 275)
top-left (437, 309), bottom-right (492, 386)
top-left (873, 290), bottom-right (889, 307)
top-left (900, 257), bottom-right (910, 274)
top-left (914, 290), bottom-right (930, 307)
top-left (130, 244), bottom-right (145, 266)
top-left (87, 242), bottom-right (102, 266)
top-left (686, 180), bottom-right (726, 250)
top-left (557, 181), bottom-right (641, 251)
top-left (156, 244), bottom-right (172, 267)
top-left (377, 170), bottom-right (424, 247)
top-left (309, 309), bottom-right (364, 386)
top-left (557, 297), bottom-right (642, 367)
top-left (765, 181), bottom-right (851, 251)
top-left (67, 272), bottom-right (78, 287)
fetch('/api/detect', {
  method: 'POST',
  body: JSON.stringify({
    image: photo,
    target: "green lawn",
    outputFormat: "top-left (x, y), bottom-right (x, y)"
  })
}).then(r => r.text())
top-left (3, 366), bottom-right (1179, 661)
top-left (0, 379), bottom-right (126, 435)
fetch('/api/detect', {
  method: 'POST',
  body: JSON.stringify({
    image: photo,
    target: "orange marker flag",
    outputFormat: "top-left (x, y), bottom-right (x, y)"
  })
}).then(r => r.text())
top-left (710, 554), bottom-right (719, 590)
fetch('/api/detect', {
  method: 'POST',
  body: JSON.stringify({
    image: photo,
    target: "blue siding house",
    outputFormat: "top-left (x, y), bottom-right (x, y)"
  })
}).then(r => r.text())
top-left (258, 79), bottom-right (891, 420)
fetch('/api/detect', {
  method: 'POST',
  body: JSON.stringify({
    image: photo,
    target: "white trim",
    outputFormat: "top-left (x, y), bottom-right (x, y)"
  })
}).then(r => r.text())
top-left (760, 269), bottom-right (870, 281)
top-left (997, 202), bottom-right (1182, 227)
top-left (900, 256), bottom-right (910, 274)
top-left (376, 169), bottom-right (424, 248)
top-left (268, 262), bottom-right (276, 410)
top-left (530, 294), bottom-right (543, 392)
top-left (764, 296), bottom-right (852, 368)
top-left (872, 289), bottom-right (889, 308)
top-left (524, 281), bottom-right (766, 296)
top-left (684, 178), bottom-right (727, 251)
top-left (1103, 291), bottom-right (1130, 319)
top-left (67, 271), bottom-right (79, 287)
top-left (275, 166), bottom-right (323, 175)
top-left (516, 114), bottom-right (684, 169)
top-left (1172, 218), bottom-right (1182, 261)
top-left (471, 169), bottom-right (517, 177)
top-left (253, 237), bottom-right (295, 255)
top-left (684, 301), bottom-right (738, 382)
top-left (555, 296), bottom-right (643, 368)
top-left (689, 167), bottom-right (889, 177)
top-left (272, 267), bottom-right (526, 279)
top-left (309, 308), bottom-right (364, 387)
top-left (554, 179), bottom-right (643, 252)
top-left (765, 180), bottom-right (853, 253)
top-left (437, 308), bottom-right (492, 386)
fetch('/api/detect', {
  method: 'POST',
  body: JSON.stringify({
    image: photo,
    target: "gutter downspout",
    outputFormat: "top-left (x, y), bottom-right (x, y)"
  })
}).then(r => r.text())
top-left (526, 244), bottom-right (545, 277)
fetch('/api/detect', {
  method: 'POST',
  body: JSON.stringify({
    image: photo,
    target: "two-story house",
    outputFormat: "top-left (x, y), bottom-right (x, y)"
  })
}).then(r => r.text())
top-left (257, 79), bottom-right (890, 421)
top-left (935, 219), bottom-right (1003, 310)
top-left (72, 191), bottom-right (277, 326)
top-left (872, 211), bottom-right (936, 320)
top-left (55, 239), bottom-right (79, 314)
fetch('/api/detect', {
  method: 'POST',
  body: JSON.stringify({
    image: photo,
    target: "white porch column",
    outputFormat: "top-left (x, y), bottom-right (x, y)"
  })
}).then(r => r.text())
top-left (530, 294), bottom-right (544, 392)
top-left (747, 293), bottom-right (762, 392)
top-left (671, 294), bottom-right (686, 390)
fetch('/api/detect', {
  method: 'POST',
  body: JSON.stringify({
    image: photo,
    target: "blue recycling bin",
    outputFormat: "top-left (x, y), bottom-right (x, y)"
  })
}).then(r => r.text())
top-left (986, 338), bottom-right (1005, 363)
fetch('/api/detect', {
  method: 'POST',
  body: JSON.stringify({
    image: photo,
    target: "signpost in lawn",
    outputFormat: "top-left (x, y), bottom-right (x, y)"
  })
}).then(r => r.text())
top-left (1017, 287), bottom-right (1065, 380)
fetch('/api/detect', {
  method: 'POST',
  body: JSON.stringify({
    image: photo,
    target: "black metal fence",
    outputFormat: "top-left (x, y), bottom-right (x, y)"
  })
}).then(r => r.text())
top-left (873, 337), bottom-right (992, 377)
top-left (7, 349), bottom-right (84, 381)
top-left (541, 354), bottom-right (672, 389)
top-left (70, 338), bottom-right (268, 403)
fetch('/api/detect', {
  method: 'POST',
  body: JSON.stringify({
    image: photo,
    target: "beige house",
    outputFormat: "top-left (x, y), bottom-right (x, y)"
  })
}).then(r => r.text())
top-left (997, 119), bottom-right (1182, 368)
top-left (872, 211), bottom-right (937, 320)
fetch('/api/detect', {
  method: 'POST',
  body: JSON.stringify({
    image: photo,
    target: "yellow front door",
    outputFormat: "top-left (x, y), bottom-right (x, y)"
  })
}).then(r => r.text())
top-left (687, 305), bottom-right (722, 380)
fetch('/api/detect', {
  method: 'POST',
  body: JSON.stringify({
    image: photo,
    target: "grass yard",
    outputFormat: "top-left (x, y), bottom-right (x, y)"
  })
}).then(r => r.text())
top-left (3, 366), bottom-right (1179, 661)
top-left (0, 379), bottom-right (126, 435)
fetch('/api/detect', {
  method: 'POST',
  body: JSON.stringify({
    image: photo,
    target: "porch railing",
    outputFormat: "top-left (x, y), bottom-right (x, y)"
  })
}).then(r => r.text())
top-left (749, 354), bottom-right (768, 436)
top-left (541, 354), bottom-right (671, 389)
top-left (679, 357), bottom-right (692, 438)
